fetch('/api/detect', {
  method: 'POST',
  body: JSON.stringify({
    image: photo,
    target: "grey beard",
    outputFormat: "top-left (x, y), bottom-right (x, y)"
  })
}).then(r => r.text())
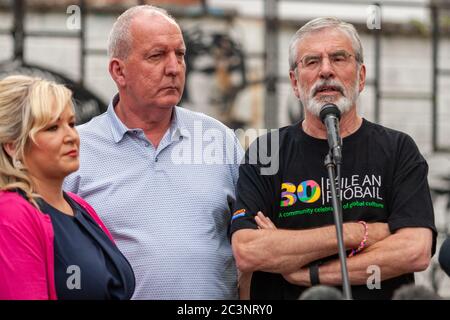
top-left (305, 94), bottom-right (352, 117)
top-left (301, 78), bottom-right (360, 117)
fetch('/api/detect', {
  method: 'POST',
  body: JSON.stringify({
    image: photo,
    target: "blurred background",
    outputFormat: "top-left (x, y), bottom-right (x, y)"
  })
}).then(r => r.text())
top-left (0, 0), bottom-right (449, 298)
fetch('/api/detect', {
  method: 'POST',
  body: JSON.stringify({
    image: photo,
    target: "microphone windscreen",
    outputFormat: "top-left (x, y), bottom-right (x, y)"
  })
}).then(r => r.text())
top-left (319, 104), bottom-right (341, 122)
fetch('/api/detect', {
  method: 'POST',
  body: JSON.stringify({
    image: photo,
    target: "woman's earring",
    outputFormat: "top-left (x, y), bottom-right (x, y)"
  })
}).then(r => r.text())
top-left (13, 159), bottom-right (23, 169)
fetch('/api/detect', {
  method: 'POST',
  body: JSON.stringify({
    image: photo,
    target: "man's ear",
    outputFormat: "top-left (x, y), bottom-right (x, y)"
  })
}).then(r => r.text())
top-left (289, 70), bottom-right (300, 99)
top-left (358, 64), bottom-right (366, 93)
top-left (109, 58), bottom-right (127, 88)
top-left (3, 142), bottom-right (16, 159)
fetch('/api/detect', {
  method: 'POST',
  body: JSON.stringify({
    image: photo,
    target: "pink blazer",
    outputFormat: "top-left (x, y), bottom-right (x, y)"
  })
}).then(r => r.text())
top-left (0, 191), bottom-right (114, 300)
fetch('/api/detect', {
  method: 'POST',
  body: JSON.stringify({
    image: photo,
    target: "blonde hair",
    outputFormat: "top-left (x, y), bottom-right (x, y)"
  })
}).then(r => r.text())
top-left (0, 75), bottom-right (73, 207)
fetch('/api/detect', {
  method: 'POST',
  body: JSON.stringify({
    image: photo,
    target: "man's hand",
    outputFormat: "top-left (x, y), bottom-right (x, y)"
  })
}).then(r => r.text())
top-left (365, 222), bottom-right (390, 247)
top-left (255, 211), bottom-right (277, 230)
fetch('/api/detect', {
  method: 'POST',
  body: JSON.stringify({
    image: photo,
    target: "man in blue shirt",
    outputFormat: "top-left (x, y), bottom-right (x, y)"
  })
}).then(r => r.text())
top-left (64, 5), bottom-right (243, 299)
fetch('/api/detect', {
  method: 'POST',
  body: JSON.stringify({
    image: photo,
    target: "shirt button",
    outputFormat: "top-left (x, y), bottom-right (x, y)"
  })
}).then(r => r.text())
top-left (155, 157), bottom-right (158, 162)
top-left (145, 142), bottom-right (150, 147)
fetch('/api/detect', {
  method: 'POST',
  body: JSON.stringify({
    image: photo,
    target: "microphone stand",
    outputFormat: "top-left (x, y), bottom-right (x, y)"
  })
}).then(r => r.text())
top-left (324, 151), bottom-right (353, 300)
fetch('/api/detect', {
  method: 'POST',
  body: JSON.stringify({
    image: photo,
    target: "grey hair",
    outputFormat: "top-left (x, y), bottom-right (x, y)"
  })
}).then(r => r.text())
top-left (299, 285), bottom-right (344, 300)
top-left (288, 17), bottom-right (364, 71)
top-left (108, 5), bottom-right (179, 59)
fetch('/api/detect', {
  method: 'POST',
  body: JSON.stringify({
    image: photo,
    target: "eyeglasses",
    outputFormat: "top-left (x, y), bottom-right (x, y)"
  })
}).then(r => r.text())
top-left (294, 50), bottom-right (355, 71)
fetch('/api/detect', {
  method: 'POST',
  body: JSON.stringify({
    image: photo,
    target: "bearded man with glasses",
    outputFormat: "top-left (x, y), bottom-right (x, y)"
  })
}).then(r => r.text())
top-left (230, 17), bottom-right (436, 300)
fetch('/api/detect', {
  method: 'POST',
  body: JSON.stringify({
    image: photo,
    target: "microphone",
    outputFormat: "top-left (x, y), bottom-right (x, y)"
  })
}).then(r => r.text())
top-left (319, 104), bottom-right (351, 299)
top-left (319, 103), bottom-right (342, 164)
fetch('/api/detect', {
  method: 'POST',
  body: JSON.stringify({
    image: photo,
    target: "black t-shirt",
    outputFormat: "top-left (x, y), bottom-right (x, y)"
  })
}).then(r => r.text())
top-left (230, 119), bottom-right (437, 300)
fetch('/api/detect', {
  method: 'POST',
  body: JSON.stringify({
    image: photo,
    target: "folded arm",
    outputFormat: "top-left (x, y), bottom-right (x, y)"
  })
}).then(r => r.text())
top-left (282, 227), bottom-right (433, 286)
top-left (232, 212), bottom-right (390, 274)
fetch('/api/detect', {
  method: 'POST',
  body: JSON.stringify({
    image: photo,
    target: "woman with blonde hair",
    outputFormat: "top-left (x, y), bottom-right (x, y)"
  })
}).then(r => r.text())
top-left (0, 75), bottom-right (135, 299)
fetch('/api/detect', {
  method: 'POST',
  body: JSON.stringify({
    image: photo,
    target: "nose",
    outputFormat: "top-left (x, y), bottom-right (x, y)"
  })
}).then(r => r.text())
top-left (63, 125), bottom-right (79, 144)
top-left (165, 52), bottom-right (182, 76)
top-left (318, 56), bottom-right (335, 80)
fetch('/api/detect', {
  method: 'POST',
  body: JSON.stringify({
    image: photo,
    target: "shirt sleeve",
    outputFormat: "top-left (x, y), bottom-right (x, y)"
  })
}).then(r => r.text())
top-left (0, 204), bottom-right (49, 300)
top-left (226, 128), bottom-right (245, 209)
top-left (230, 137), bottom-right (277, 235)
top-left (387, 134), bottom-right (437, 254)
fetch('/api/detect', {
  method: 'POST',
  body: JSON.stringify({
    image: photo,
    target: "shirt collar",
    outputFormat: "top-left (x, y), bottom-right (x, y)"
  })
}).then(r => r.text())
top-left (107, 94), bottom-right (189, 143)
top-left (170, 106), bottom-right (190, 142)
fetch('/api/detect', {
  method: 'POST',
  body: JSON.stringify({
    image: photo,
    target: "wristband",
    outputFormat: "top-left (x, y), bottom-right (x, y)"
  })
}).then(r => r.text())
top-left (348, 221), bottom-right (368, 257)
top-left (309, 262), bottom-right (320, 286)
